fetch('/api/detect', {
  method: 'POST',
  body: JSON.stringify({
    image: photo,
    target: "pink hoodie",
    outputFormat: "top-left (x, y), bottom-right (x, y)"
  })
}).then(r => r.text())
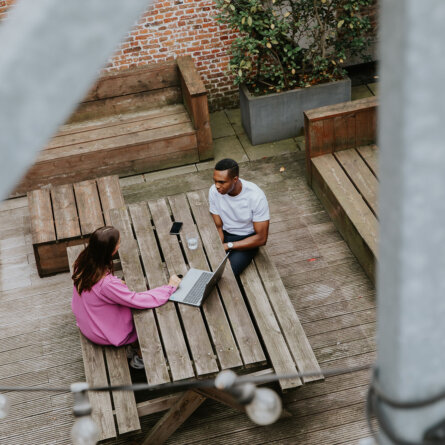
top-left (72, 273), bottom-right (176, 346)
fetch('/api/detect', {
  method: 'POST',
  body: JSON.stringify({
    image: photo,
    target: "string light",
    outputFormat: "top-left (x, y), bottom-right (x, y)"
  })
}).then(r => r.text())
top-left (0, 393), bottom-right (10, 419)
top-left (0, 364), bottom-right (373, 445)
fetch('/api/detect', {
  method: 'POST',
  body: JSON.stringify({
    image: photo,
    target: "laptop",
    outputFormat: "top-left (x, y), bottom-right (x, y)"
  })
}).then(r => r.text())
top-left (170, 253), bottom-right (230, 306)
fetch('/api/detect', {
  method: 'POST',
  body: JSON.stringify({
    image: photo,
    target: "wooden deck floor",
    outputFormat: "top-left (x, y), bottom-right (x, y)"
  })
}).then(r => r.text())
top-left (0, 151), bottom-right (375, 444)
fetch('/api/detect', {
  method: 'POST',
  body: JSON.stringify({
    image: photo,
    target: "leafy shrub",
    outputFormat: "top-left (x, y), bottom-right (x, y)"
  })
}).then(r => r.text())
top-left (215, 0), bottom-right (373, 95)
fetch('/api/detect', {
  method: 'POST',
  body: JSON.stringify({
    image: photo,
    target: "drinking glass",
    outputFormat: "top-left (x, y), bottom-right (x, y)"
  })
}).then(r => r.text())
top-left (186, 232), bottom-right (199, 250)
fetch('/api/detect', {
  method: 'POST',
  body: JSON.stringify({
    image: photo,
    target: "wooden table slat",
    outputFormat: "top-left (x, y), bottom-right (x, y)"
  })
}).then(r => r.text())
top-left (109, 207), bottom-right (171, 385)
top-left (67, 244), bottom-right (117, 440)
top-left (125, 202), bottom-right (195, 382)
top-left (240, 262), bottom-right (302, 390)
top-left (254, 247), bottom-right (323, 384)
top-left (168, 194), bottom-right (243, 370)
top-left (51, 184), bottom-right (81, 239)
top-left (148, 198), bottom-right (218, 377)
top-left (27, 189), bottom-right (56, 244)
top-left (104, 347), bottom-right (141, 434)
top-left (73, 180), bottom-right (104, 234)
top-left (96, 175), bottom-right (126, 225)
top-left (187, 189), bottom-right (266, 366)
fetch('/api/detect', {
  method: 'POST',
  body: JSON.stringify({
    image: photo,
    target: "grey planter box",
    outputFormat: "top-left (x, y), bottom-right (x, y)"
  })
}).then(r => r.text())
top-left (240, 77), bottom-right (351, 145)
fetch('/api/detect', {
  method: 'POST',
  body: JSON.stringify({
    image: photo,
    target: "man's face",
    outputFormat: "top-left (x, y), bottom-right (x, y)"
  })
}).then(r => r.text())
top-left (213, 169), bottom-right (237, 195)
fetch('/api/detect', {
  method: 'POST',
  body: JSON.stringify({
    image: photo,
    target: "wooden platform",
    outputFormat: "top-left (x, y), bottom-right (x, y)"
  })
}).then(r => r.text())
top-left (0, 152), bottom-right (375, 444)
top-left (13, 57), bottom-right (213, 196)
top-left (305, 97), bottom-right (378, 283)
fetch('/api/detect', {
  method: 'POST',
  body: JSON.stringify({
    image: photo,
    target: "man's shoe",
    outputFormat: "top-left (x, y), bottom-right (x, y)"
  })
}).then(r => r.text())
top-left (130, 354), bottom-right (144, 370)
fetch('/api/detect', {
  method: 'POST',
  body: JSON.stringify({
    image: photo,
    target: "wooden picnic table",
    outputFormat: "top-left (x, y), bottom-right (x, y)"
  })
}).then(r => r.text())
top-left (67, 188), bottom-right (322, 443)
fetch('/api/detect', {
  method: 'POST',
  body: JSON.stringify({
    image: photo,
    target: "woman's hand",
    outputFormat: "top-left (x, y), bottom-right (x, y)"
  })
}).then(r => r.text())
top-left (168, 274), bottom-right (182, 288)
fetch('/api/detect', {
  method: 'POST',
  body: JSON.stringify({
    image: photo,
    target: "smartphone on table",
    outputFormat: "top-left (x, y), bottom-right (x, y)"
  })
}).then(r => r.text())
top-left (169, 221), bottom-right (183, 235)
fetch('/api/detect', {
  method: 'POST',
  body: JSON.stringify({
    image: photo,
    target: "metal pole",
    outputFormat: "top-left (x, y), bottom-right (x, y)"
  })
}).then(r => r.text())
top-left (378, 0), bottom-right (445, 442)
top-left (0, 0), bottom-right (153, 199)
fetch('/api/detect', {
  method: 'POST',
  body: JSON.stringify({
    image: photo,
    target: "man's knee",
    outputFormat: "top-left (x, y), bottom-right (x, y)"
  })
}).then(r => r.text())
top-left (229, 250), bottom-right (256, 276)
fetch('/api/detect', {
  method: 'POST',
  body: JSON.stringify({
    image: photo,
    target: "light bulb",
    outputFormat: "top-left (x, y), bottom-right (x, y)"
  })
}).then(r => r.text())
top-left (245, 387), bottom-right (282, 426)
top-left (71, 415), bottom-right (99, 445)
top-left (0, 394), bottom-right (10, 419)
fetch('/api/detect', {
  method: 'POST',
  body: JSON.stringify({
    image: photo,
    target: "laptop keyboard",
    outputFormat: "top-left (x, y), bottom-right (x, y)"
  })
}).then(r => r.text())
top-left (182, 272), bottom-right (213, 305)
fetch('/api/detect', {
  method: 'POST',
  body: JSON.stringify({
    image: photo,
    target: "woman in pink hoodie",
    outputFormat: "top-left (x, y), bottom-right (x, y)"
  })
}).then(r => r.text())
top-left (71, 226), bottom-right (181, 368)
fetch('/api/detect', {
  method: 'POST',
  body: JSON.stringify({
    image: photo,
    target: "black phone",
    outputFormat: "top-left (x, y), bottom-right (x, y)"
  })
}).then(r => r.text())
top-left (169, 221), bottom-right (183, 235)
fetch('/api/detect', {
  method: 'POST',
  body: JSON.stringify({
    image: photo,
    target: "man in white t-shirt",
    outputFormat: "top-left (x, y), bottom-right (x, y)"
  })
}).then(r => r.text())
top-left (209, 158), bottom-right (270, 276)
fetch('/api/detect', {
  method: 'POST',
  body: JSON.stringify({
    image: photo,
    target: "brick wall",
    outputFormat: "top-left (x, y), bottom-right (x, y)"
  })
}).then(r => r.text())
top-left (0, 0), bottom-right (378, 111)
top-left (0, 0), bottom-right (240, 111)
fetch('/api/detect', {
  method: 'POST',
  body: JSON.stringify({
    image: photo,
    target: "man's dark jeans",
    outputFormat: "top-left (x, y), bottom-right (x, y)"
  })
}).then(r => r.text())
top-left (223, 231), bottom-right (258, 277)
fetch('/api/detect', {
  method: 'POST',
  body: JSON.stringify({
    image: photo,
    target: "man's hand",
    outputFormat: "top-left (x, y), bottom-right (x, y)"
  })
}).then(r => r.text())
top-left (168, 274), bottom-right (182, 288)
top-left (223, 243), bottom-right (230, 252)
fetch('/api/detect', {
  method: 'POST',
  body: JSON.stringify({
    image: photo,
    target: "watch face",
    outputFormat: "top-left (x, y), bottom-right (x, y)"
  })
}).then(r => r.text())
top-left (228, 242), bottom-right (233, 248)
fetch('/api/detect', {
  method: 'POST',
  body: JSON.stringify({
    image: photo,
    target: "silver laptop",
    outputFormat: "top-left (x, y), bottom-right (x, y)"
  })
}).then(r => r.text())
top-left (170, 253), bottom-right (230, 306)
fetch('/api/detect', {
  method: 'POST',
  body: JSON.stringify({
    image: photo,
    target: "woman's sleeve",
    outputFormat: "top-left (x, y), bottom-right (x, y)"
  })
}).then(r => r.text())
top-left (102, 275), bottom-right (176, 309)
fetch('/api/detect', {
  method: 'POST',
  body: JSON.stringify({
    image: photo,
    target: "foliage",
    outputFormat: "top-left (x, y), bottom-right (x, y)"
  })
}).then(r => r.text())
top-left (214, 0), bottom-right (373, 95)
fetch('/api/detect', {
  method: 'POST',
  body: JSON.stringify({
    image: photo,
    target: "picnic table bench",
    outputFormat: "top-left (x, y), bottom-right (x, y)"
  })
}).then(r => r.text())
top-left (304, 96), bottom-right (378, 283)
top-left (14, 56), bottom-right (212, 196)
top-left (67, 189), bottom-right (322, 443)
top-left (28, 175), bottom-right (124, 277)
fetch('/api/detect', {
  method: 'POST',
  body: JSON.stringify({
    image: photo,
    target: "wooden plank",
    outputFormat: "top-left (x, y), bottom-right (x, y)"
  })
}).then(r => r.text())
top-left (82, 62), bottom-right (179, 102)
top-left (54, 104), bottom-right (186, 139)
top-left (190, 94), bottom-right (213, 161)
top-left (27, 189), bottom-right (56, 244)
top-left (240, 262), bottom-right (302, 391)
top-left (47, 111), bottom-right (191, 150)
top-left (15, 144), bottom-right (199, 196)
top-left (187, 189), bottom-right (266, 367)
top-left (109, 207), bottom-right (171, 386)
top-left (254, 247), bottom-right (323, 384)
top-left (73, 180), bottom-right (104, 234)
top-left (304, 96), bottom-right (377, 122)
top-left (355, 108), bottom-right (376, 147)
top-left (50, 184), bottom-right (81, 240)
top-left (177, 56), bottom-right (206, 96)
top-left (148, 198), bottom-right (218, 377)
top-left (168, 194), bottom-right (243, 371)
top-left (136, 393), bottom-right (183, 417)
top-left (311, 155), bottom-right (378, 283)
top-left (96, 175), bottom-right (125, 226)
top-left (333, 114), bottom-right (355, 151)
top-left (357, 144), bottom-right (379, 176)
top-left (67, 86), bottom-right (182, 123)
top-left (141, 390), bottom-right (206, 445)
top-left (104, 346), bottom-right (141, 434)
top-left (334, 148), bottom-right (378, 215)
top-left (38, 121), bottom-right (196, 162)
top-left (67, 245), bottom-right (116, 441)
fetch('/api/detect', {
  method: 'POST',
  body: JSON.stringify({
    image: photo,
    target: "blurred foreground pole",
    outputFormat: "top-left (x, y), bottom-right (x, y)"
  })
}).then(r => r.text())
top-left (0, 0), bottom-right (153, 199)
top-left (378, 0), bottom-right (445, 442)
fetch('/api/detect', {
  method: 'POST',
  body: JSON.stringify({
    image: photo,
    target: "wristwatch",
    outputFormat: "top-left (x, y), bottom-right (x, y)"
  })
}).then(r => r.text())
top-left (227, 242), bottom-right (234, 250)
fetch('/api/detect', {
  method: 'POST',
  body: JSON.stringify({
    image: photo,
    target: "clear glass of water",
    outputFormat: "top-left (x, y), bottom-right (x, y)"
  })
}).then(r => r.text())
top-left (186, 232), bottom-right (199, 250)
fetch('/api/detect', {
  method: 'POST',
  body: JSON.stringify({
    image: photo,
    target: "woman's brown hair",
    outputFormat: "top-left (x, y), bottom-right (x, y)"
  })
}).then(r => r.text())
top-left (72, 226), bottom-right (120, 295)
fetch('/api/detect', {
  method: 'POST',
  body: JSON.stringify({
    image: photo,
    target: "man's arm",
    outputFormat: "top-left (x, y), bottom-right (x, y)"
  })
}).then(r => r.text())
top-left (211, 213), bottom-right (225, 243)
top-left (223, 220), bottom-right (269, 252)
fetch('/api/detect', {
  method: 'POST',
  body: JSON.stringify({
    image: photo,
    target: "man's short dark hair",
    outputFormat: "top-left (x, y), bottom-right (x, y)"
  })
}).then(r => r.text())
top-left (214, 158), bottom-right (239, 178)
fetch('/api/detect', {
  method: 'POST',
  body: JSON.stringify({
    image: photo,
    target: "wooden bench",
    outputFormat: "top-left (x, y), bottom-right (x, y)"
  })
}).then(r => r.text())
top-left (304, 96), bottom-right (378, 283)
top-left (14, 56), bottom-right (213, 196)
top-left (66, 188), bottom-right (322, 443)
top-left (28, 175), bottom-right (124, 277)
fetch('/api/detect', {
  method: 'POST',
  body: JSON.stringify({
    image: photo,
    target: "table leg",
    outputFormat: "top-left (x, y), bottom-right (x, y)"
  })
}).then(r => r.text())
top-left (141, 390), bottom-right (206, 445)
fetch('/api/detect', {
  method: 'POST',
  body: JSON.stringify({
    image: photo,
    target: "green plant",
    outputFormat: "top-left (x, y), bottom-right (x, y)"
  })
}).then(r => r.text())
top-left (214, 0), bottom-right (373, 95)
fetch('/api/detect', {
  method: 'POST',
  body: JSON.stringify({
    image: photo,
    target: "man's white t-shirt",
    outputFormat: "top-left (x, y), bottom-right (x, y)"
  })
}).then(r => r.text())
top-left (208, 179), bottom-right (270, 236)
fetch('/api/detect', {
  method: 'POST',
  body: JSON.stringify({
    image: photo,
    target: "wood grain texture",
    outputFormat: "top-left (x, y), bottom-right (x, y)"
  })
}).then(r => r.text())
top-left (96, 175), bottom-right (125, 225)
top-left (51, 184), bottom-right (81, 240)
top-left (27, 189), bottom-right (56, 244)
top-left (187, 189), bottom-right (266, 366)
top-left (168, 193), bottom-right (243, 370)
top-left (148, 198), bottom-right (217, 377)
top-left (109, 207), bottom-right (171, 386)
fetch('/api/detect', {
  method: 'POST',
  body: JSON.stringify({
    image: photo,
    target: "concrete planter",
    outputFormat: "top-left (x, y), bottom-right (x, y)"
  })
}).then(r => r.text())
top-left (240, 77), bottom-right (351, 145)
